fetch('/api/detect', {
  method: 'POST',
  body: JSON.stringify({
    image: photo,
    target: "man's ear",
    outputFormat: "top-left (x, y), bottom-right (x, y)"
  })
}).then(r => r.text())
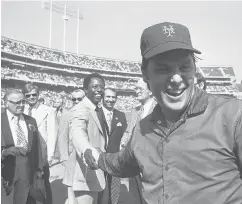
top-left (141, 70), bottom-right (148, 83)
top-left (84, 89), bottom-right (88, 95)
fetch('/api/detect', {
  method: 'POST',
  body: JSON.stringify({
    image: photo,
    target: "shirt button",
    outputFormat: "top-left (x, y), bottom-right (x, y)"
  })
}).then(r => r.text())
top-left (157, 120), bottom-right (161, 124)
top-left (165, 165), bottom-right (169, 171)
top-left (165, 193), bottom-right (170, 200)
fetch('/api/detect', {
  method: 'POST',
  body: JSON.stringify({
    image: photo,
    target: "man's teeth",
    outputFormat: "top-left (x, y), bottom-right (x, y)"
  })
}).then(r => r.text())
top-left (166, 89), bottom-right (185, 96)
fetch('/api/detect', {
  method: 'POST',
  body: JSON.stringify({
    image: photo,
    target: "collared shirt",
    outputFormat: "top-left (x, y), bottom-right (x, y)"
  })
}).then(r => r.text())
top-left (6, 110), bottom-right (28, 145)
top-left (99, 88), bottom-right (242, 204)
top-left (102, 106), bottom-right (114, 128)
top-left (28, 102), bottom-right (41, 117)
top-left (141, 97), bottom-right (155, 119)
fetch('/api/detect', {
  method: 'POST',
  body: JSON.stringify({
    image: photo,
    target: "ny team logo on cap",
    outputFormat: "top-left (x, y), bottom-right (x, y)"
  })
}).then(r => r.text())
top-left (162, 25), bottom-right (175, 37)
top-left (140, 22), bottom-right (201, 59)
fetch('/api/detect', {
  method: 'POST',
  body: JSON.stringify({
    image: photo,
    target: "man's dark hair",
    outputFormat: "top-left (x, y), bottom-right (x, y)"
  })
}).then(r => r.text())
top-left (195, 72), bottom-right (207, 90)
top-left (22, 83), bottom-right (40, 95)
top-left (83, 73), bottom-right (105, 90)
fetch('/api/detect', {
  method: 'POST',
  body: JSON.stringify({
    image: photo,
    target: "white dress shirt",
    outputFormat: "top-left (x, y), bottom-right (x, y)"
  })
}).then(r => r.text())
top-left (6, 110), bottom-right (28, 146)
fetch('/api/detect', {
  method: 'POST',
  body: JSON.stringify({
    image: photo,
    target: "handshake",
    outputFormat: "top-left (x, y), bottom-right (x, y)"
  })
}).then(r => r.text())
top-left (83, 148), bottom-right (103, 170)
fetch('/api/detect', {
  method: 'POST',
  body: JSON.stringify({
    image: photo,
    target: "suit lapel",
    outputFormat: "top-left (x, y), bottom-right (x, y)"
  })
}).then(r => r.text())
top-left (23, 115), bottom-right (33, 152)
top-left (81, 97), bottom-right (104, 135)
top-left (25, 104), bottom-right (47, 127)
top-left (110, 109), bottom-right (117, 135)
top-left (34, 105), bottom-right (48, 127)
top-left (89, 109), bottom-right (104, 135)
top-left (1, 112), bottom-right (15, 147)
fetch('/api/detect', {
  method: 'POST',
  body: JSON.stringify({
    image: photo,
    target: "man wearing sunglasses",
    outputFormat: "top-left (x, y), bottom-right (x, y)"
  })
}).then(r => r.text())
top-left (1, 89), bottom-right (43, 204)
top-left (57, 89), bottom-right (85, 204)
top-left (59, 89), bottom-right (85, 166)
top-left (71, 89), bottom-right (85, 106)
top-left (23, 83), bottom-right (57, 204)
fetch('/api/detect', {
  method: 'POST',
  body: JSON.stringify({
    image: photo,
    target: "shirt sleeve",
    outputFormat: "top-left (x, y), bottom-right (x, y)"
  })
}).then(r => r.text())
top-left (98, 137), bottom-right (140, 178)
top-left (234, 109), bottom-right (242, 172)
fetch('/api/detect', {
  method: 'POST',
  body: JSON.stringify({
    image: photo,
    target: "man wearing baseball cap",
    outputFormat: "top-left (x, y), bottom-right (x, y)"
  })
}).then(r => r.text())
top-left (86, 22), bottom-right (242, 204)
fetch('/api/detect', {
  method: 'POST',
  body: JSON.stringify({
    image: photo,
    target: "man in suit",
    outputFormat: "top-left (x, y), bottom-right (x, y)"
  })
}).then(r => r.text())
top-left (1, 89), bottom-right (43, 204)
top-left (99, 88), bottom-right (127, 204)
top-left (119, 78), bottom-right (156, 204)
top-left (58, 89), bottom-right (86, 166)
top-left (53, 96), bottom-right (65, 160)
top-left (58, 89), bottom-right (85, 204)
top-left (54, 97), bottom-right (64, 126)
top-left (120, 78), bottom-right (156, 148)
top-left (63, 73), bottom-right (106, 204)
top-left (23, 83), bottom-right (57, 204)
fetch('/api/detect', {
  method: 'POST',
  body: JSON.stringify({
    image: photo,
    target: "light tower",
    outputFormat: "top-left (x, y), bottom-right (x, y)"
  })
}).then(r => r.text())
top-left (42, 1), bottom-right (83, 53)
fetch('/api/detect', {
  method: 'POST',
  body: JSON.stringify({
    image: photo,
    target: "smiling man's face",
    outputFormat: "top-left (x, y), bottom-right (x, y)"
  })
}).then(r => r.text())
top-left (85, 77), bottom-right (105, 105)
top-left (103, 89), bottom-right (117, 111)
top-left (143, 50), bottom-right (196, 114)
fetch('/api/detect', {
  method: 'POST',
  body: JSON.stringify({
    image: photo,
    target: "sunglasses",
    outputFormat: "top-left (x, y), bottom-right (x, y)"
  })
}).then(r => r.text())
top-left (25, 93), bottom-right (38, 98)
top-left (72, 98), bottom-right (83, 102)
top-left (8, 99), bottom-right (26, 105)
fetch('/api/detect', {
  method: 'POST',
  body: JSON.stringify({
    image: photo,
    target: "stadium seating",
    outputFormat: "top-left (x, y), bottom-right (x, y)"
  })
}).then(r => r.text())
top-left (1, 36), bottom-right (241, 112)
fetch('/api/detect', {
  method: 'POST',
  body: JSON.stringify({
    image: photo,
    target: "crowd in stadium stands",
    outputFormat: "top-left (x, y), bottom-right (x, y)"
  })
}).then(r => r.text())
top-left (206, 84), bottom-right (239, 93)
top-left (1, 36), bottom-right (241, 113)
top-left (1, 37), bottom-right (141, 73)
top-left (1, 66), bottom-right (138, 90)
top-left (201, 67), bottom-right (236, 78)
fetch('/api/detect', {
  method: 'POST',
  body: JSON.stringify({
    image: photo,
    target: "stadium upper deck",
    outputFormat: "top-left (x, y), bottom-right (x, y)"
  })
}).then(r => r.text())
top-left (1, 36), bottom-right (240, 110)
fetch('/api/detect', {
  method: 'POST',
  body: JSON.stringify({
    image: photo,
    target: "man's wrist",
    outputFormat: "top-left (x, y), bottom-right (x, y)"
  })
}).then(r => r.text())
top-left (1, 149), bottom-right (7, 159)
top-left (97, 152), bottom-right (104, 167)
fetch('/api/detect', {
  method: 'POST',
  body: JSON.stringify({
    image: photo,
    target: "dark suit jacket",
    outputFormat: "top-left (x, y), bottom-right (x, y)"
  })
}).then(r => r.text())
top-left (1, 111), bottom-right (43, 188)
top-left (100, 108), bottom-right (127, 204)
top-left (106, 109), bottom-right (127, 153)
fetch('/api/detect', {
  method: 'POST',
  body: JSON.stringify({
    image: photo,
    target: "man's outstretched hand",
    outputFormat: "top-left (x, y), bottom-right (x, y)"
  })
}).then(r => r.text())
top-left (84, 149), bottom-right (99, 170)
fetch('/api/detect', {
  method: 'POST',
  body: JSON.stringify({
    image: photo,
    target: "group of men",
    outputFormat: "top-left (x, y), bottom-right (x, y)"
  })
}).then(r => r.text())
top-left (1, 72), bottom-right (151, 204)
top-left (2, 20), bottom-right (242, 204)
top-left (1, 82), bottom-right (60, 204)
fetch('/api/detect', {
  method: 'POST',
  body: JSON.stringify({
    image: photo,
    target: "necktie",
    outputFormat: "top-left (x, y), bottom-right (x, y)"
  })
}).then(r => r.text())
top-left (111, 176), bottom-right (121, 204)
top-left (13, 116), bottom-right (28, 152)
top-left (106, 111), bottom-right (113, 132)
top-left (95, 107), bottom-right (108, 149)
top-left (28, 106), bottom-right (32, 116)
